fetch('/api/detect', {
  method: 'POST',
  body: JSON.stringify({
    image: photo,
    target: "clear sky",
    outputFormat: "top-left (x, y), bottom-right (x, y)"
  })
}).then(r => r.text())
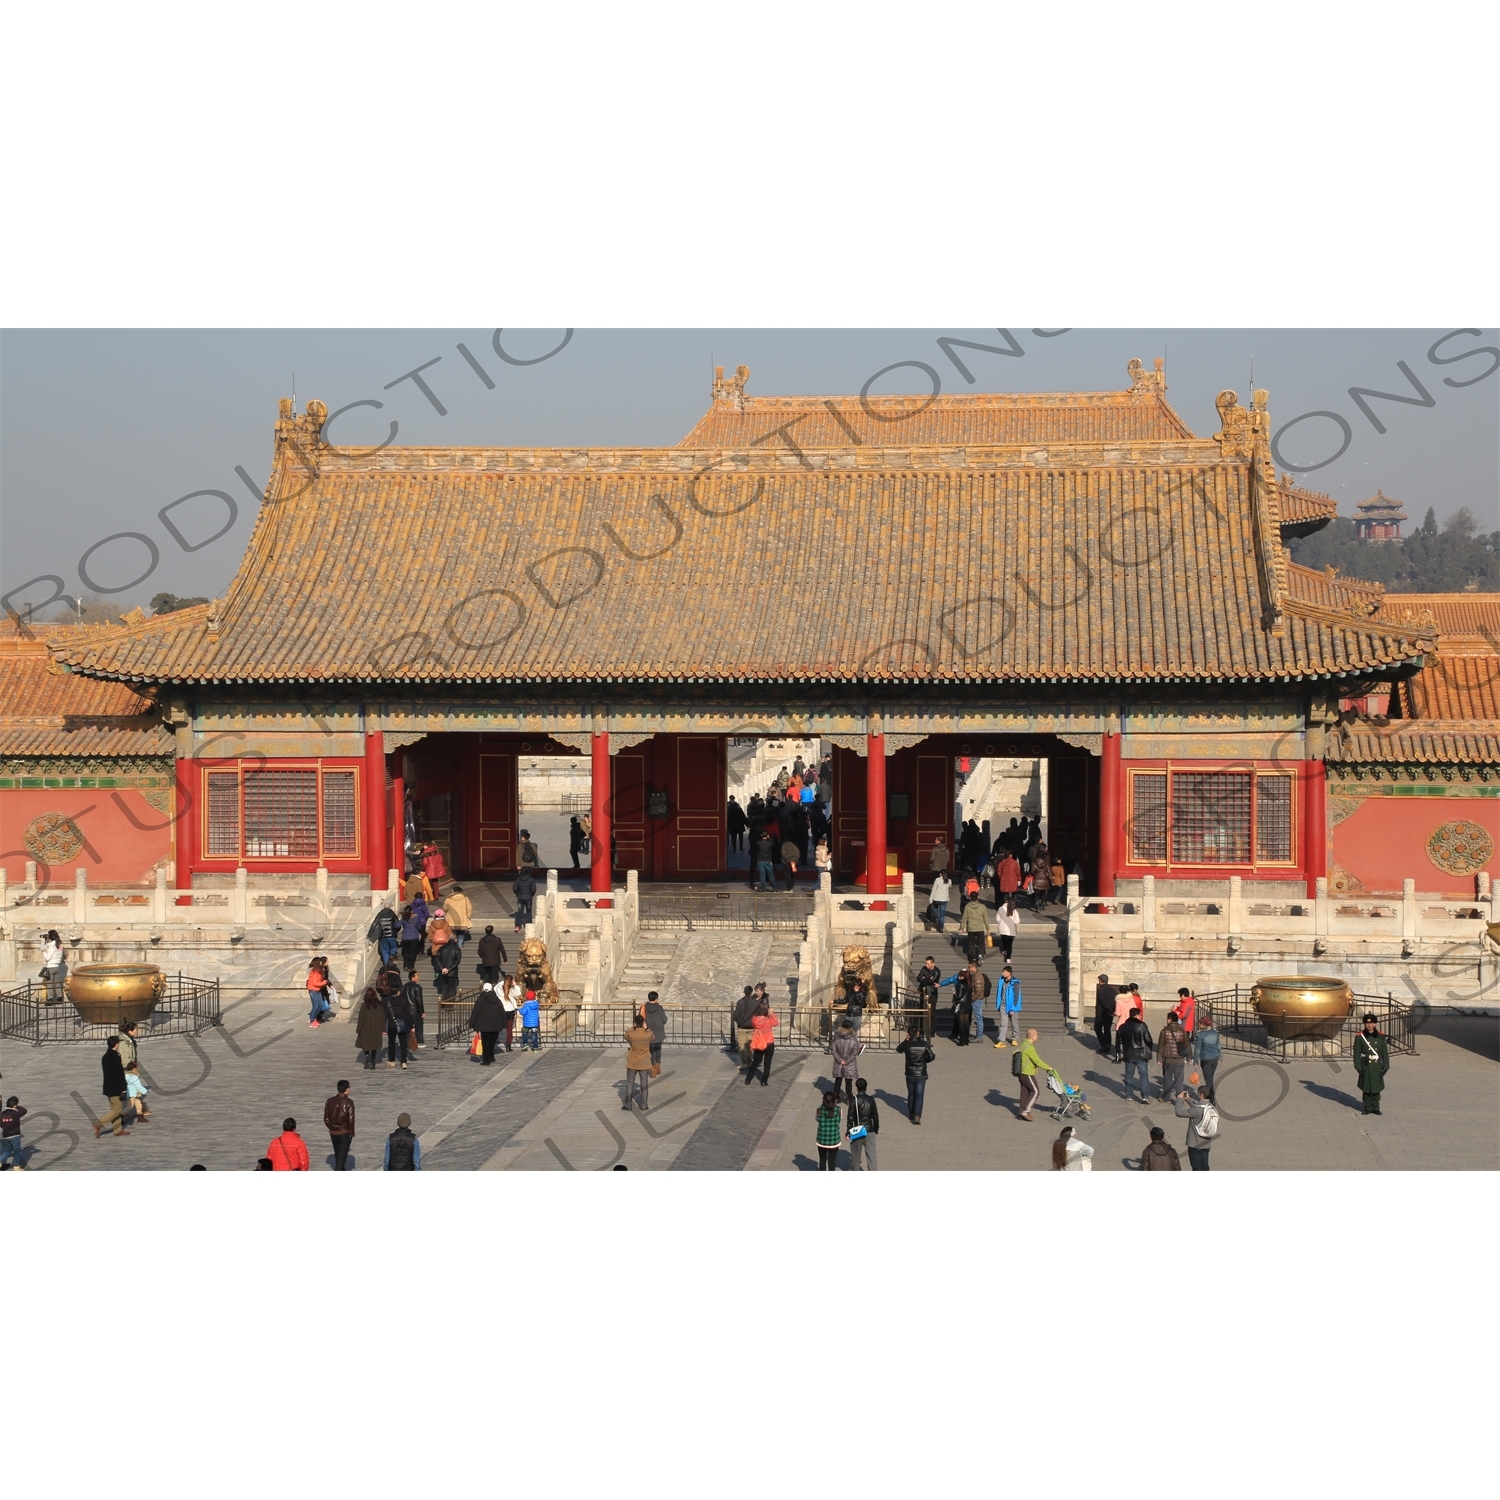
top-left (1, 327), bottom-right (1495, 614)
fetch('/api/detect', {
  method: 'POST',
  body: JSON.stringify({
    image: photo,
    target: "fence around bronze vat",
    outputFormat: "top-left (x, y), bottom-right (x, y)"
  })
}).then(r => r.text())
top-left (638, 889), bottom-right (814, 931)
top-left (1196, 987), bottom-right (1417, 1059)
top-left (432, 1001), bottom-right (931, 1052)
top-left (0, 974), bottom-right (221, 1045)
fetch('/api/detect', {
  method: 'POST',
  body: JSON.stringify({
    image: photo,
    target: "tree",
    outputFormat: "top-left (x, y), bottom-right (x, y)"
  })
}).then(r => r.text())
top-left (43, 592), bottom-right (122, 624)
top-left (149, 592), bottom-right (211, 615)
top-left (1290, 517), bottom-right (1500, 593)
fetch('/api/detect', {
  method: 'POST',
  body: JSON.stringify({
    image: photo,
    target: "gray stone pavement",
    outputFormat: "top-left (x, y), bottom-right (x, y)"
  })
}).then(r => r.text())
top-left (756, 1015), bottom-right (1500, 1171)
top-left (3, 995), bottom-right (1494, 1171)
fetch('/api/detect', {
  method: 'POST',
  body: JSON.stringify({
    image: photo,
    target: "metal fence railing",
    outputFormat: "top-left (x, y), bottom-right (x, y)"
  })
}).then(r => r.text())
top-left (638, 889), bottom-right (814, 931)
top-left (432, 1000), bottom-right (940, 1052)
top-left (0, 974), bottom-right (222, 1045)
top-left (1195, 987), bottom-right (1417, 1058)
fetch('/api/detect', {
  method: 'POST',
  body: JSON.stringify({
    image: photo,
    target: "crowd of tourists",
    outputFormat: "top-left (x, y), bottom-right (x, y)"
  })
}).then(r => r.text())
top-left (727, 753), bottom-right (833, 889)
top-left (21, 800), bottom-right (1401, 1172)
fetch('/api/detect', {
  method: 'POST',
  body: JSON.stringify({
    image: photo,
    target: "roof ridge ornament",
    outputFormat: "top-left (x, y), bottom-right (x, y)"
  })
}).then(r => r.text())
top-left (1213, 389), bottom-right (1253, 458)
top-left (1126, 356), bottom-right (1167, 399)
top-left (275, 395), bottom-right (329, 452)
top-left (711, 364), bottom-right (750, 411)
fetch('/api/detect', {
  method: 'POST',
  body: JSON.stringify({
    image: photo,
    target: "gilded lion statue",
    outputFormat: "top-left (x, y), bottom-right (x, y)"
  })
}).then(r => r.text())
top-left (838, 943), bottom-right (876, 1005)
top-left (516, 937), bottom-right (559, 1008)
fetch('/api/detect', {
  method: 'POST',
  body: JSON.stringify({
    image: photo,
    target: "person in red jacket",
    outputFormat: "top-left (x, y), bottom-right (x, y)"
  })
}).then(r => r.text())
top-left (1171, 987), bottom-right (1197, 1038)
top-left (266, 1117), bottom-right (310, 1171)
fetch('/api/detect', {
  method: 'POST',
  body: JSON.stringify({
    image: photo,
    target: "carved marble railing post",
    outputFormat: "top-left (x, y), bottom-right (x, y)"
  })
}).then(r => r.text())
top-left (1314, 875), bottom-right (1330, 954)
top-left (1227, 876), bottom-right (1243, 953)
top-left (153, 867), bottom-right (168, 924)
top-left (1401, 878), bottom-right (1417, 955)
top-left (1065, 873), bottom-right (1082, 1023)
top-left (232, 867), bottom-right (249, 925)
top-left (73, 868), bottom-right (88, 925)
top-left (1142, 874), bottom-right (1157, 951)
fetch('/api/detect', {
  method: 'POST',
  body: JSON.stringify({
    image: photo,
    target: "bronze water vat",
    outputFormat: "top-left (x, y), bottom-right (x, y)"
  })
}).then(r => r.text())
top-left (66, 963), bottom-right (167, 1025)
top-left (1250, 974), bottom-right (1353, 1040)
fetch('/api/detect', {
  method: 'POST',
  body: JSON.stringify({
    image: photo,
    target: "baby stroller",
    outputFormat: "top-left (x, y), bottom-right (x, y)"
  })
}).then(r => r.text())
top-left (1046, 1071), bottom-right (1090, 1120)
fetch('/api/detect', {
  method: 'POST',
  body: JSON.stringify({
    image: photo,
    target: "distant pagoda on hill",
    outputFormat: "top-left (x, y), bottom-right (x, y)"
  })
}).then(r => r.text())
top-left (1354, 489), bottom-right (1408, 541)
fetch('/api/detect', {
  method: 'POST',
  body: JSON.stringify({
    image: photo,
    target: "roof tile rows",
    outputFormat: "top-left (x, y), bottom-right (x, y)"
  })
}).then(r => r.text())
top-left (49, 455), bottom-right (1431, 688)
top-left (0, 634), bottom-right (171, 757)
top-left (1395, 644), bottom-right (1500, 722)
top-left (678, 382), bottom-right (1195, 449)
top-left (1328, 721), bottom-right (1500, 766)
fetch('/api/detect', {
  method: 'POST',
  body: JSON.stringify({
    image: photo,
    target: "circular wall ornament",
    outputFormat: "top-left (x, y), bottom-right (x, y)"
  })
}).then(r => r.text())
top-left (25, 811), bottom-right (85, 863)
top-left (1425, 820), bottom-right (1494, 877)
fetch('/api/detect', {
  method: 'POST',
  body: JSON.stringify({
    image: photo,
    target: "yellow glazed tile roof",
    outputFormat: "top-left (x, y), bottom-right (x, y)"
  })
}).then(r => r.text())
top-left (50, 408), bottom-right (1434, 689)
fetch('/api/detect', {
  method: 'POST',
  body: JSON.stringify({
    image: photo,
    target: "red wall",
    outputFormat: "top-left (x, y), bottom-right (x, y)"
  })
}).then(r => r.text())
top-left (1333, 796), bottom-right (1499, 896)
top-left (1, 787), bottom-right (173, 887)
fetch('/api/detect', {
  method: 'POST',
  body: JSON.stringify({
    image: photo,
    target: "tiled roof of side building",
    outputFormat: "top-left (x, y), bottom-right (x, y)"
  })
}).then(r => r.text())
top-left (678, 359), bottom-right (1195, 448)
top-left (1275, 477), bottom-right (1338, 537)
top-left (1327, 720), bottom-right (1500, 765)
top-left (50, 416), bottom-right (1434, 689)
top-left (1374, 594), bottom-right (1500, 639)
top-left (1396, 653), bottom-right (1500, 721)
top-left (1284, 562), bottom-right (1386, 618)
top-left (0, 632), bottom-right (171, 757)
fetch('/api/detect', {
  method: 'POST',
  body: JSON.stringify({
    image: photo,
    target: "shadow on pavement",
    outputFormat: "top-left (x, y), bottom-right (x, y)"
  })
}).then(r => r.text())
top-left (1416, 1015), bottom-right (1500, 1063)
top-left (1299, 1080), bottom-right (1363, 1111)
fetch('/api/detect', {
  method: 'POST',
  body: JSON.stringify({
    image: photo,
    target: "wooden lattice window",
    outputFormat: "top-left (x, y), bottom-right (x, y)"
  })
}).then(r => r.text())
top-left (1129, 772), bottom-right (1167, 862)
top-left (1170, 771), bottom-right (1252, 865)
top-left (243, 769), bottom-right (319, 858)
top-left (1255, 774), bottom-right (1294, 862)
top-left (205, 771), bottom-right (241, 856)
top-left (321, 770), bottom-right (358, 855)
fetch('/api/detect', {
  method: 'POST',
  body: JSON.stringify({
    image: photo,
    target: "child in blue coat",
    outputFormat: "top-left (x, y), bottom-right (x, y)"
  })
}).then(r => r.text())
top-left (519, 992), bottom-right (541, 1050)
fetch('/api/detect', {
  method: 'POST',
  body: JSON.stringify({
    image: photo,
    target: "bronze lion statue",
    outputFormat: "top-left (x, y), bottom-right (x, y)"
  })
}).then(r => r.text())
top-left (516, 936), bottom-right (559, 1008)
top-left (838, 943), bottom-right (876, 1006)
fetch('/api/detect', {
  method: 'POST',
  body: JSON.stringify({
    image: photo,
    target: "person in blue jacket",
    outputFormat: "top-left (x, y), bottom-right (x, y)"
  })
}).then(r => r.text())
top-left (994, 965), bottom-right (1023, 1047)
top-left (519, 991), bottom-right (542, 1050)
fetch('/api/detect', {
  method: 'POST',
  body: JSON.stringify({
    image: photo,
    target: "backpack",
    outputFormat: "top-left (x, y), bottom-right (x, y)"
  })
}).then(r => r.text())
top-left (1011, 1048), bottom-right (1025, 1077)
top-left (1197, 1103), bottom-right (1220, 1140)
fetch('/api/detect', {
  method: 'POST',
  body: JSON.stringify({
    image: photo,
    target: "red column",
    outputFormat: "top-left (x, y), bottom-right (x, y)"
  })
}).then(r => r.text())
top-left (390, 769), bottom-right (405, 878)
top-left (866, 730), bottom-right (887, 906)
top-left (174, 754), bottom-right (196, 893)
top-left (1097, 731), bottom-right (1121, 897)
top-left (591, 729), bottom-right (612, 902)
top-left (364, 730), bottom-right (387, 890)
top-left (1303, 758), bottom-right (1327, 892)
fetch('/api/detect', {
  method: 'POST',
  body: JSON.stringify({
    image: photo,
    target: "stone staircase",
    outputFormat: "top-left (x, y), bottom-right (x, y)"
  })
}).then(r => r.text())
top-left (610, 927), bottom-right (806, 1013)
top-left (905, 907), bottom-right (1068, 1033)
top-left (611, 932), bottom-right (682, 1009)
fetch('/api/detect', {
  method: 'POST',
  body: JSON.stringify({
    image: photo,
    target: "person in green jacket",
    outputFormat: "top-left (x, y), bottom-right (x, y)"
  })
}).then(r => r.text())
top-left (1353, 1014), bottom-right (1391, 1115)
top-left (1016, 1028), bottom-right (1060, 1121)
top-left (960, 893), bottom-right (990, 965)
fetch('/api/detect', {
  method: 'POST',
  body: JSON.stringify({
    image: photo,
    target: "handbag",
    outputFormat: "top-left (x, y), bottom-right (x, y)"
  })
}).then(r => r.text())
top-left (848, 1124), bottom-right (868, 1141)
top-left (469, 1032), bottom-right (483, 1057)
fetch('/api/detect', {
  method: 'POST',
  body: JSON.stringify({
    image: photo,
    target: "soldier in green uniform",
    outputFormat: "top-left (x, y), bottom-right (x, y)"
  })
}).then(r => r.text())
top-left (1353, 1013), bottom-right (1391, 1115)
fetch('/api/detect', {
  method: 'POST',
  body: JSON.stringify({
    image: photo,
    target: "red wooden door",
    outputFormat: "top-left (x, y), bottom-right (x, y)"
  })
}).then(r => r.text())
top-left (668, 735), bottom-right (724, 877)
top-left (474, 752), bottom-right (515, 874)
top-left (611, 752), bottom-right (648, 874)
top-left (833, 744), bottom-right (867, 877)
top-left (914, 752), bottom-right (952, 869)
